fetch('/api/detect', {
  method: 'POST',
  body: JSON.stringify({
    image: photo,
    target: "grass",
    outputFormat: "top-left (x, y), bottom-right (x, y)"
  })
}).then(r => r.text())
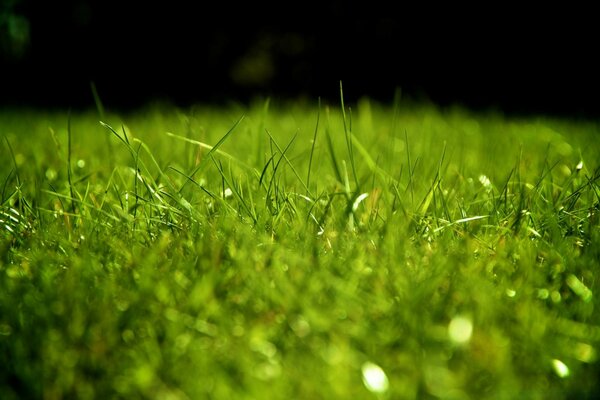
top-left (1, 96), bottom-right (599, 399)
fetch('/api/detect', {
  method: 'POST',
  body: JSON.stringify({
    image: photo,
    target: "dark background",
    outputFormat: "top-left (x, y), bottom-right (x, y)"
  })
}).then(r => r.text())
top-left (1, 0), bottom-right (598, 117)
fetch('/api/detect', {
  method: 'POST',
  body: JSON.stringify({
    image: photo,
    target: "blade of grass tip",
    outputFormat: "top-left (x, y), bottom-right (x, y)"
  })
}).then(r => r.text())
top-left (170, 114), bottom-right (245, 192)
top-left (165, 132), bottom-right (252, 172)
top-left (499, 167), bottom-right (514, 213)
top-left (348, 107), bottom-right (359, 188)
top-left (211, 155), bottom-right (256, 223)
top-left (258, 154), bottom-right (276, 189)
top-left (1, 169), bottom-right (13, 204)
top-left (437, 181), bottom-right (451, 224)
top-left (94, 111), bottom-right (115, 166)
top-left (512, 148), bottom-right (526, 233)
top-left (47, 183), bottom-right (66, 213)
top-left (371, 155), bottom-right (379, 191)
top-left (341, 160), bottom-right (351, 198)
top-left (532, 144), bottom-right (556, 194)
top-left (396, 164), bottom-right (404, 188)
top-left (4, 136), bottom-right (21, 188)
top-left (432, 142), bottom-right (447, 222)
top-left (438, 141), bottom-right (447, 177)
top-left (134, 139), bottom-right (170, 190)
top-left (100, 121), bottom-right (134, 157)
top-left (339, 81), bottom-right (359, 190)
top-left (121, 125), bottom-right (130, 145)
top-left (350, 133), bottom-right (396, 184)
top-left (325, 122), bottom-right (343, 185)
top-left (74, 181), bottom-right (91, 223)
top-left (134, 139), bottom-right (198, 221)
top-left (391, 182), bottom-right (409, 218)
top-left (418, 164), bottom-right (441, 216)
top-left (220, 160), bottom-right (226, 201)
top-left (433, 215), bottom-right (489, 233)
top-left (206, 114), bottom-right (244, 160)
top-left (405, 129), bottom-right (414, 206)
top-left (42, 188), bottom-right (121, 222)
top-left (246, 178), bottom-right (257, 219)
top-left (256, 98), bottom-right (270, 166)
top-left (391, 87), bottom-right (402, 136)
top-left (265, 132), bottom-right (297, 204)
top-left (431, 141), bottom-right (446, 217)
top-left (317, 193), bottom-right (335, 229)
top-left (90, 81), bottom-right (105, 119)
top-left (306, 97), bottom-right (321, 194)
top-left (133, 141), bottom-right (141, 223)
top-left (269, 133), bottom-right (277, 176)
top-left (381, 88), bottom-right (402, 175)
top-left (134, 167), bottom-right (159, 206)
top-left (563, 176), bottom-right (594, 213)
top-left (168, 166), bottom-right (217, 199)
top-left (265, 129), bottom-right (313, 198)
top-left (67, 111), bottom-right (76, 215)
top-left (99, 167), bottom-right (116, 210)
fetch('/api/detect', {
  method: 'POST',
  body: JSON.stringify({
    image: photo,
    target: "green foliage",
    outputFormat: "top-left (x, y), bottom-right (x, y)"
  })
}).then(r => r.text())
top-left (1, 101), bottom-right (599, 399)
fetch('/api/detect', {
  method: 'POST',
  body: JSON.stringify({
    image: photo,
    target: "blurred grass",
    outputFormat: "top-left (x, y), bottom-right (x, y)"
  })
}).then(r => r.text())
top-left (1, 99), bottom-right (599, 399)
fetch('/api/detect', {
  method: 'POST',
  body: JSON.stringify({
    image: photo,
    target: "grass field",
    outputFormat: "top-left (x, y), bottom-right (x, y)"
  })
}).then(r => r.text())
top-left (1, 95), bottom-right (599, 399)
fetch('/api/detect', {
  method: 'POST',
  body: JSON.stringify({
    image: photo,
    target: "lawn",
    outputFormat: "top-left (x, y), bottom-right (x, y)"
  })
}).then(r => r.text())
top-left (1, 96), bottom-right (599, 399)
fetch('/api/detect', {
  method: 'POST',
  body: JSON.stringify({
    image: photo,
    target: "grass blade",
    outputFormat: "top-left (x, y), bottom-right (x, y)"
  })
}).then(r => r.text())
top-left (306, 97), bottom-right (321, 194)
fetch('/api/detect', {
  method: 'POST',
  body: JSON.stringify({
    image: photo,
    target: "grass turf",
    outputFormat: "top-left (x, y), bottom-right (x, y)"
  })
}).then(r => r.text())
top-left (1, 98), bottom-right (599, 399)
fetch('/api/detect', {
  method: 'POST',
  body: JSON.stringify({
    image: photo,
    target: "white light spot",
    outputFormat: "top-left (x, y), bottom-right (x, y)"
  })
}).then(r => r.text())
top-left (352, 192), bottom-right (369, 212)
top-left (77, 159), bottom-right (86, 168)
top-left (552, 359), bottom-right (570, 378)
top-left (223, 188), bottom-right (233, 198)
top-left (576, 161), bottom-right (584, 171)
top-left (448, 315), bottom-right (473, 344)
top-left (506, 289), bottom-right (516, 297)
top-left (478, 175), bottom-right (492, 191)
top-left (361, 362), bottom-right (389, 393)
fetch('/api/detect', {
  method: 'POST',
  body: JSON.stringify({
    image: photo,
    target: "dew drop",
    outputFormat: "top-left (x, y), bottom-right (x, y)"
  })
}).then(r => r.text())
top-left (361, 362), bottom-right (389, 393)
top-left (551, 359), bottom-right (569, 378)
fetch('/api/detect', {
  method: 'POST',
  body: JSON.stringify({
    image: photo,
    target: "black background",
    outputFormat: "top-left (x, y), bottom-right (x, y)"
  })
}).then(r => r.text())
top-left (1, 1), bottom-right (598, 117)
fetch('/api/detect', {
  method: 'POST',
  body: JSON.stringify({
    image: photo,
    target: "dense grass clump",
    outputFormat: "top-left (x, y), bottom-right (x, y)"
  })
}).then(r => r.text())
top-left (1, 98), bottom-right (599, 399)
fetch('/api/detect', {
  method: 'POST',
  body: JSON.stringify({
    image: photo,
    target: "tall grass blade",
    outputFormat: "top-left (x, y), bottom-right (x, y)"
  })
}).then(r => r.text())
top-left (306, 97), bottom-right (321, 194)
top-left (90, 81), bottom-right (106, 119)
top-left (265, 130), bottom-right (312, 198)
top-left (339, 81), bottom-right (359, 189)
top-left (67, 111), bottom-right (76, 215)
top-left (405, 129), bottom-right (414, 206)
top-left (210, 155), bottom-right (257, 223)
top-left (4, 136), bottom-right (21, 190)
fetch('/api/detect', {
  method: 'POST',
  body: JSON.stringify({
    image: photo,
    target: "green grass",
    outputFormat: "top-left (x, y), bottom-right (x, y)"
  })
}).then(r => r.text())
top-left (1, 97), bottom-right (599, 399)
